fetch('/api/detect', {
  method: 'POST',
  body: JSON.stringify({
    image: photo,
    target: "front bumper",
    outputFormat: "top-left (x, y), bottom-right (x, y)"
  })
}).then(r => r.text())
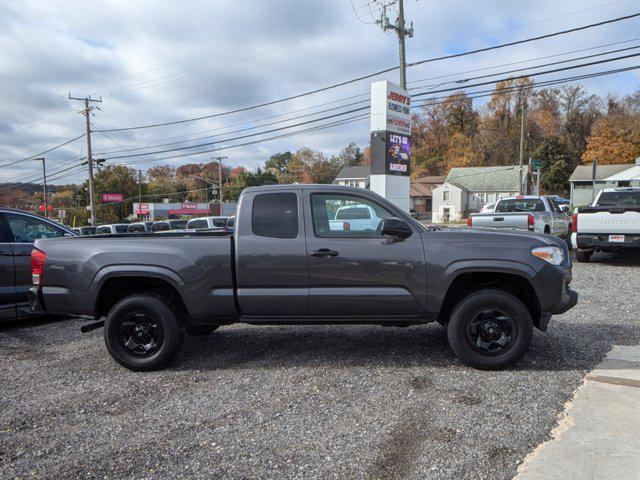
top-left (533, 262), bottom-right (578, 331)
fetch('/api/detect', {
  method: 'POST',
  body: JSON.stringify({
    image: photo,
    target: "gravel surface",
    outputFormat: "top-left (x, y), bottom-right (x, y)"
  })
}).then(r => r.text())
top-left (1, 251), bottom-right (639, 480)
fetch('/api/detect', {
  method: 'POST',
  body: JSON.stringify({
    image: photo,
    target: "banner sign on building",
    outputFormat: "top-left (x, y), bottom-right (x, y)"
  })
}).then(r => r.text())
top-left (385, 133), bottom-right (411, 175)
top-left (102, 193), bottom-right (123, 203)
top-left (369, 80), bottom-right (412, 212)
top-left (370, 81), bottom-right (412, 135)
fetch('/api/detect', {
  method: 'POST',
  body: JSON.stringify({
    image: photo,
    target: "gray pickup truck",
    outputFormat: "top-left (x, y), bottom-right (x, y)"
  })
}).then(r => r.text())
top-left (29, 185), bottom-right (577, 371)
top-left (468, 195), bottom-right (570, 238)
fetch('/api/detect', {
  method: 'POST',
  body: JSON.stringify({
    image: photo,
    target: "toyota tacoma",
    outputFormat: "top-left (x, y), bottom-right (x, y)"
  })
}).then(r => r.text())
top-left (29, 185), bottom-right (577, 371)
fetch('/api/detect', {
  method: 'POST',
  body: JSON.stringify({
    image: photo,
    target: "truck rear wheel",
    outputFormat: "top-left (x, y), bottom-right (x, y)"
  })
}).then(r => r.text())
top-left (104, 294), bottom-right (184, 371)
top-left (575, 249), bottom-right (592, 263)
top-left (446, 289), bottom-right (533, 370)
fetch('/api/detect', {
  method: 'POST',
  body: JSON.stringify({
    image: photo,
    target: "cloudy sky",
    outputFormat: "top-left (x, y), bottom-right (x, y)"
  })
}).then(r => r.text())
top-left (1, 0), bottom-right (639, 185)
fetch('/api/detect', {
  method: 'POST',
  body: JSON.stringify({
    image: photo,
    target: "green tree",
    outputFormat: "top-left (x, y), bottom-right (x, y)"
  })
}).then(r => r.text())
top-left (533, 137), bottom-right (572, 194)
top-left (265, 151), bottom-right (292, 174)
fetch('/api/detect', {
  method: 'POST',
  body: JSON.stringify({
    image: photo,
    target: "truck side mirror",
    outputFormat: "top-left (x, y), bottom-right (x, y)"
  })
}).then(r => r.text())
top-left (381, 218), bottom-right (412, 239)
top-left (560, 205), bottom-right (570, 213)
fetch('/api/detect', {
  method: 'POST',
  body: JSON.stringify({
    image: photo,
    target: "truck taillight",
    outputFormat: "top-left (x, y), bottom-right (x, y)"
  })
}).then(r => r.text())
top-left (467, 216), bottom-right (472, 227)
top-left (527, 214), bottom-right (535, 229)
top-left (571, 214), bottom-right (577, 233)
top-left (31, 248), bottom-right (46, 286)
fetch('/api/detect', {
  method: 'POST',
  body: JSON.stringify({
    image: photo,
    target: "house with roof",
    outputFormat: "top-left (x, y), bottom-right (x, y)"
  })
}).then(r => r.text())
top-left (432, 165), bottom-right (530, 223)
top-left (569, 159), bottom-right (640, 206)
top-left (410, 175), bottom-right (446, 214)
top-left (333, 166), bottom-right (445, 214)
top-left (333, 165), bottom-right (370, 188)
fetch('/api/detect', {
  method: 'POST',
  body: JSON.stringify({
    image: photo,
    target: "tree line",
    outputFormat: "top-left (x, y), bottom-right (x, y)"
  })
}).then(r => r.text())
top-left (411, 77), bottom-right (640, 192)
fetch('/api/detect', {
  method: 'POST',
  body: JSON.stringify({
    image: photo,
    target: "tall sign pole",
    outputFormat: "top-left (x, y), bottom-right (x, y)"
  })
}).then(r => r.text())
top-left (369, 81), bottom-right (412, 212)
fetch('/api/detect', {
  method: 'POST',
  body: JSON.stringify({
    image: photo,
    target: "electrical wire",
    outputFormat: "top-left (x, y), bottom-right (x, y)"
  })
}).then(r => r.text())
top-left (93, 11), bottom-right (640, 133)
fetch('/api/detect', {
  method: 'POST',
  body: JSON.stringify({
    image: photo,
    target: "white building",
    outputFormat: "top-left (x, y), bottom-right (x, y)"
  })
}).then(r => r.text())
top-left (569, 159), bottom-right (640, 206)
top-left (432, 166), bottom-right (529, 223)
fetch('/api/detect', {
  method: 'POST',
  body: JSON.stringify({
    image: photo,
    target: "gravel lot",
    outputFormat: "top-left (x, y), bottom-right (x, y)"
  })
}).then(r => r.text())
top-left (1, 251), bottom-right (639, 480)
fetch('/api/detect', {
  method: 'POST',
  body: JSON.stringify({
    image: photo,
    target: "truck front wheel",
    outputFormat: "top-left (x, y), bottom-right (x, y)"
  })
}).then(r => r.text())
top-left (104, 294), bottom-right (184, 371)
top-left (446, 290), bottom-right (533, 370)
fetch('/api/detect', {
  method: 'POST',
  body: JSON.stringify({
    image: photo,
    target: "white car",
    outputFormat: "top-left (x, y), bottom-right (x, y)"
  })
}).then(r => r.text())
top-left (95, 224), bottom-right (129, 235)
top-left (186, 216), bottom-right (229, 230)
top-left (329, 204), bottom-right (383, 233)
top-left (572, 187), bottom-right (640, 262)
top-left (479, 203), bottom-right (495, 213)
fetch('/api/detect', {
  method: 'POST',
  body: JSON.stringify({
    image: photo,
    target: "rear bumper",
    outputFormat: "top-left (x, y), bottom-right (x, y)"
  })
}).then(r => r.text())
top-left (28, 286), bottom-right (45, 313)
top-left (576, 233), bottom-right (640, 250)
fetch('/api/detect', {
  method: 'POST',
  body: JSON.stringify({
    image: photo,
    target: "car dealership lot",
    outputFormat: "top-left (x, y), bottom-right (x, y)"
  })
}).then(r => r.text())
top-left (1, 253), bottom-right (639, 480)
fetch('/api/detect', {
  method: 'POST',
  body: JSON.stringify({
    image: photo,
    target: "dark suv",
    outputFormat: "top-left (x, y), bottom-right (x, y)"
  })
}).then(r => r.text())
top-left (0, 207), bottom-right (75, 321)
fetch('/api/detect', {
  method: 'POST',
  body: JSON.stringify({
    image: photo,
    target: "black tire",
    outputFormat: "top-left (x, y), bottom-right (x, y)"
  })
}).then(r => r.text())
top-left (186, 324), bottom-right (219, 335)
top-left (575, 249), bottom-right (592, 263)
top-left (446, 289), bottom-right (533, 370)
top-left (104, 294), bottom-right (184, 371)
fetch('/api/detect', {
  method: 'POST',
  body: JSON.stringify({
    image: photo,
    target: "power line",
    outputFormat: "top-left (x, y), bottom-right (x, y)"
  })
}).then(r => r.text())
top-left (105, 106), bottom-right (370, 160)
top-left (406, 11), bottom-right (640, 69)
top-left (0, 132), bottom-right (86, 169)
top-left (408, 0), bottom-right (629, 51)
top-left (412, 51), bottom-right (640, 98)
top-left (93, 11), bottom-right (640, 133)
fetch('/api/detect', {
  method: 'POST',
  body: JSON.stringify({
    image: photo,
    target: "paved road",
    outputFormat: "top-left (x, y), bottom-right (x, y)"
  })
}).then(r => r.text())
top-left (1, 251), bottom-right (639, 480)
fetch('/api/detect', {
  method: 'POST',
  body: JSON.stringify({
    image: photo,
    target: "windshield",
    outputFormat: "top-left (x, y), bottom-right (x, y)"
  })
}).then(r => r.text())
top-left (169, 220), bottom-right (188, 229)
top-left (596, 191), bottom-right (640, 207)
top-left (495, 199), bottom-right (545, 213)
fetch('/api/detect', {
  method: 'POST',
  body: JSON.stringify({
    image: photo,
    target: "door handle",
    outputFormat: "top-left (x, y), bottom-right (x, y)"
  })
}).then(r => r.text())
top-left (310, 248), bottom-right (339, 258)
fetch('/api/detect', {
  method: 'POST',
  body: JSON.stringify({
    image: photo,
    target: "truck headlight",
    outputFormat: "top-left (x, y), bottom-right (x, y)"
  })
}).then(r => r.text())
top-left (531, 246), bottom-right (564, 265)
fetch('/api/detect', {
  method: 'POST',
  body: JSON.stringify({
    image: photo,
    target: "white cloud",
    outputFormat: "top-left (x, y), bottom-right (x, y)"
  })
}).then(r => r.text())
top-left (1, 0), bottom-right (638, 184)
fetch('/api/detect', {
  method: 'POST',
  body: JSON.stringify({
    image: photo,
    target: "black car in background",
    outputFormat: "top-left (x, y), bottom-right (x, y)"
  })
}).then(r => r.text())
top-left (0, 207), bottom-right (75, 321)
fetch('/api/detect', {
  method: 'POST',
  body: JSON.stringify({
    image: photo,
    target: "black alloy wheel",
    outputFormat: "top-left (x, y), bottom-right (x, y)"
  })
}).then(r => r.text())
top-left (465, 309), bottom-right (517, 355)
top-left (118, 311), bottom-right (164, 357)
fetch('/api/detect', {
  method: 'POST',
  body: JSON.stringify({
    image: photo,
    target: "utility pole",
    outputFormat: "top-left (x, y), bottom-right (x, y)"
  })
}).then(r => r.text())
top-left (211, 156), bottom-right (228, 206)
top-left (518, 101), bottom-right (527, 195)
top-left (376, 0), bottom-right (413, 90)
top-left (69, 94), bottom-right (102, 225)
top-left (138, 170), bottom-right (143, 219)
top-left (34, 157), bottom-right (47, 218)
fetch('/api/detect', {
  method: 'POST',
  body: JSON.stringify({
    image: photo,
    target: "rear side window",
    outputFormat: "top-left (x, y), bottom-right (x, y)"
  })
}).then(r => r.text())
top-left (115, 225), bottom-right (128, 233)
top-left (335, 207), bottom-right (371, 220)
top-left (96, 226), bottom-right (111, 234)
top-left (495, 199), bottom-right (545, 213)
top-left (151, 222), bottom-right (169, 232)
top-left (596, 191), bottom-right (640, 206)
top-left (252, 193), bottom-right (298, 238)
top-left (5, 213), bottom-right (66, 243)
top-left (128, 224), bottom-right (145, 232)
top-left (188, 219), bottom-right (208, 229)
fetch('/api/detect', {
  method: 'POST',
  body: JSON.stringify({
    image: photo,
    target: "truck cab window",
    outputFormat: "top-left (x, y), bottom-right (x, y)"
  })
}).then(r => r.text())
top-left (311, 194), bottom-right (393, 238)
top-left (252, 193), bottom-right (298, 238)
top-left (5, 213), bottom-right (65, 243)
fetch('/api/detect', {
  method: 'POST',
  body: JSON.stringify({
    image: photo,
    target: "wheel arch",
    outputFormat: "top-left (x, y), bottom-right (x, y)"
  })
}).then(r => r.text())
top-left (93, 268), bottom-right (189, 319)
top-left (436, 265), bottom-right (542, 330)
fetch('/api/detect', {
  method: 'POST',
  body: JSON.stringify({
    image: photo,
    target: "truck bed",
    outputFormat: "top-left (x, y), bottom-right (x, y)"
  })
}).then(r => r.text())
top-left (468, 212), bottom-right (532, 230)
top-left (34, 233), bottom-right (237, 321)
top-left (575, 206), bottom-right (640, 235)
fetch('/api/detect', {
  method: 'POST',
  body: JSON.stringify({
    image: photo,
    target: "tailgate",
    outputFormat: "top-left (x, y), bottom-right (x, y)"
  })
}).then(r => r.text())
top-left (470, 213), bottom-right (530, 229)
top-left (577, 209), bottom-right (640, 234)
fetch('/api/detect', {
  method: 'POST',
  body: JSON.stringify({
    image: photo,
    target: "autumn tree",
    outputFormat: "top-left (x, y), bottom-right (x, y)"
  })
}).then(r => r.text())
top-left (582, 107), bottom-right (640, 164)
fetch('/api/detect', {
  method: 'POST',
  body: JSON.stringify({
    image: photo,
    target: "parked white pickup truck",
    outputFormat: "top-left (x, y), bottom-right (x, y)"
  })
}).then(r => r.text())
top-left (468, 195), bottom-right (570, 238)
top-left (571, 187), bottom-right (640, 262)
